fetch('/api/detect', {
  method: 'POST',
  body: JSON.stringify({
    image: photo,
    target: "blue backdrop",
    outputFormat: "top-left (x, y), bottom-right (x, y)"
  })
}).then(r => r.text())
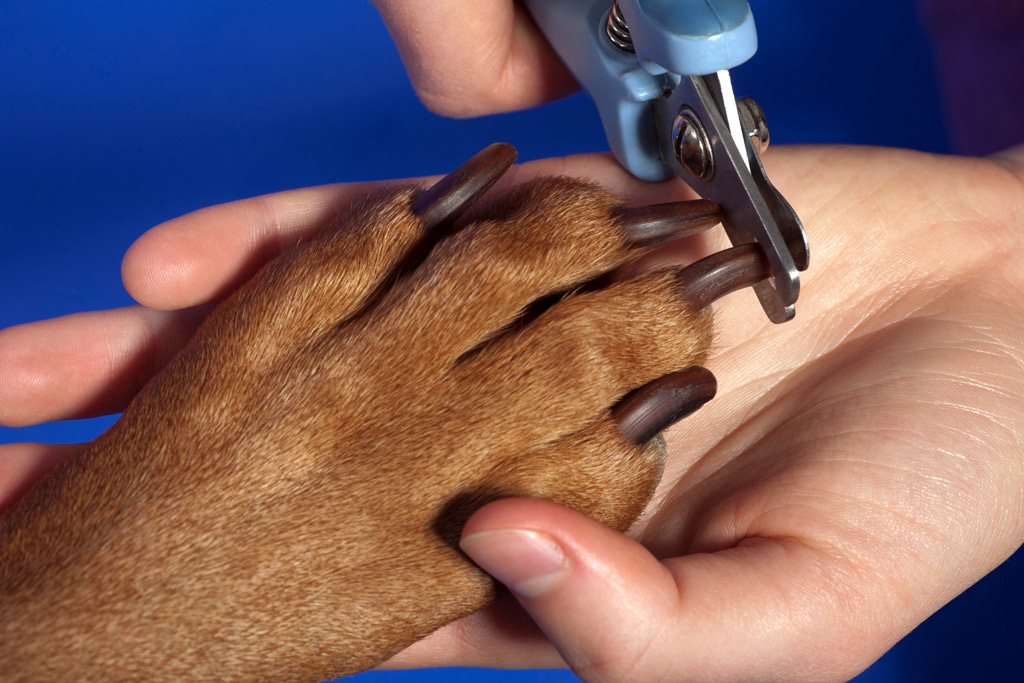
top-left (1, 1), bottom-right (1020, 680)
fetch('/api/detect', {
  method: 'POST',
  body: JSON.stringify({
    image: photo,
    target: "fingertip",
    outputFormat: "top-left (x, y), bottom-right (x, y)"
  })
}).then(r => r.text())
top-left (121, 226), bottom-right (207, 310)
top-left (126, 196), bottom-right (286, 310)
top-left (121, 195), bottom-right (289, 310)
top-left (122, 184), bottom-right (382, 310)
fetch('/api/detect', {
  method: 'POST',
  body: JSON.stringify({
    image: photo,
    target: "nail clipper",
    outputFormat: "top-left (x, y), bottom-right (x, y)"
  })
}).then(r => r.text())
top-left (523, 0), bottom-right (809, 322)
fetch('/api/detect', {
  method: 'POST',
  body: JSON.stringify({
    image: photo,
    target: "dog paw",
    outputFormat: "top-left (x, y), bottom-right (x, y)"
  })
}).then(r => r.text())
top-left (0, 144), bottom-right (771, 681)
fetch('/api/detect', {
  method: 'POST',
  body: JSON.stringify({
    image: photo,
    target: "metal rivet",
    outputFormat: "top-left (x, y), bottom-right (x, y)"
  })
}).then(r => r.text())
top-left (737, 97), bottom-right (770, 156)
top-left (673, 108), bottom-right (714, 182)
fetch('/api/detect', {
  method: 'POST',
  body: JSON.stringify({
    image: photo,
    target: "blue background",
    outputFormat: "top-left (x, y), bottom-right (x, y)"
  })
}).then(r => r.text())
top-left (1, 1), bottom-right (1020, 680)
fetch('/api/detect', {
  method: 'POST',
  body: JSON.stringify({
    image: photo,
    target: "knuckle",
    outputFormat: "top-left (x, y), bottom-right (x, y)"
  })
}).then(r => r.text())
top-left (415, 82), bottom-right (497, 119)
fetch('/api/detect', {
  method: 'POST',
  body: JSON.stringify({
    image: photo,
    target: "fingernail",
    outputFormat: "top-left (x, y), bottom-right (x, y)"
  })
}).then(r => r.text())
top-left (460, 529), bottom-right (569, 598)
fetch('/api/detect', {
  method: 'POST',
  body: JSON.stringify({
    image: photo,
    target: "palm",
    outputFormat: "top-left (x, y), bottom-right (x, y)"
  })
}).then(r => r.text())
top-left (394, 146), bottom-right (1024, 670)
top-left (636, 146), bottom-right (1024, 663)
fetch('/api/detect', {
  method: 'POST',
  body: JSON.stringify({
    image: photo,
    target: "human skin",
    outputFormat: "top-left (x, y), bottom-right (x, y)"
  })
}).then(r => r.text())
top-left (364, 2), bottom-right (1024, 677)
top-left (369, 0), bottom-right (577, 117)
top-left (1, 145), bottom-right (1022, 681)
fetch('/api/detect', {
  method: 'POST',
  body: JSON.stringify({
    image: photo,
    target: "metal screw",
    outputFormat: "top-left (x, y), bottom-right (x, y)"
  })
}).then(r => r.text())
top-left (737, 97), bottom-right (770, 156)
top-left (673, 107), bottom-right (714, 182)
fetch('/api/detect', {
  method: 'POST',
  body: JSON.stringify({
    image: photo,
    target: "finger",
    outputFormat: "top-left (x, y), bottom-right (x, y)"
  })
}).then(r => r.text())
top-left (382, 365), bottom-right (719, 672)
top-left (121, 182), bottom-right (381, 311)
top-left (0, 306), bottom-right (208, 427)
top-left (0, 443), bottom-right (84, 512)
top-left (460, 499), bottom-right (880, 682)
top-left (370, 1), bottom-right (577, 117)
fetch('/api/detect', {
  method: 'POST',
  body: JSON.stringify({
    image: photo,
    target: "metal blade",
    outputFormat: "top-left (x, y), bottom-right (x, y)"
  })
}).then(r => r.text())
top-left (715, 70), bottom-right (750, 171)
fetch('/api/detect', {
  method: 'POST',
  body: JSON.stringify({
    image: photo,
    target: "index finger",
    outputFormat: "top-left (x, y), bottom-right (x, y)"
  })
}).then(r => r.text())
top-left (122, 182), bottom-right (380, 311)
top-left (121, 153), bottom-right (669, 312)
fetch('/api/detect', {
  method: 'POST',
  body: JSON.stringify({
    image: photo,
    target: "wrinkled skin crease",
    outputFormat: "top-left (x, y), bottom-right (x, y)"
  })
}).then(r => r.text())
top-left (1, 145), bottom-right (1023, 681)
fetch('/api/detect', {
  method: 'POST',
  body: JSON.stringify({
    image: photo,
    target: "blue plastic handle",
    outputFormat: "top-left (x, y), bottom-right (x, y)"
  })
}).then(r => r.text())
top-left (522, 0), bottom-right (758, 180)
top-left (623, 0), bottom-right (757, 76)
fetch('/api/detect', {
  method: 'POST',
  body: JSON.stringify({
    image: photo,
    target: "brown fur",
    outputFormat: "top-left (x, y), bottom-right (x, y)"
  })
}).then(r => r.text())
top-left (0, 176), bottom-right (713, 681)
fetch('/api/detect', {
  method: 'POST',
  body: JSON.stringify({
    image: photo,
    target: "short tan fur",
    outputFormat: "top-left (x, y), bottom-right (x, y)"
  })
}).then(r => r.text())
top-left (0, 171), bottom-right (714, 681)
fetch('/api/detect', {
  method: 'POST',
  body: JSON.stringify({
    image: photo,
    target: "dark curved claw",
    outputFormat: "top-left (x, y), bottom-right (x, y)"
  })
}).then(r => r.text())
top-left (411, 143), bottom-right (518, 230)
top-left (613, 367), bottom-right (718, 444)
top-left (677, 243), bottom-right (771, 310)
top-left (613, 199), bottom-right (722, 247)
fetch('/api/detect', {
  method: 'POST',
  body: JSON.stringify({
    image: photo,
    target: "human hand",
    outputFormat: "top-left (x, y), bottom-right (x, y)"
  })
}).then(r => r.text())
top-left (368, 0), bottom-right (576, 117)
top-left (2, 145), bottom-right (1023, 681)
top-left (385, 145), bottom-right (1024, 680)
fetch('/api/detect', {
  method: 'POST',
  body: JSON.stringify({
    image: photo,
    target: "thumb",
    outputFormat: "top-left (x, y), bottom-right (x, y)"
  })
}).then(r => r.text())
top-left (459, 498), bottom-right (876, 683)
top-left (460, 497), bottom-right (685, 681)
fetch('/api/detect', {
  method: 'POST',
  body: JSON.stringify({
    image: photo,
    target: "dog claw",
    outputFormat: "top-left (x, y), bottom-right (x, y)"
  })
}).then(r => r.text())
top-left (411, 143), bottom-right (518, 230)
top-left (677, 243), bottom-right (771, 310)
top-left (613, 367), bottom-right (717, 444)
top-left (614, 199), bottom-right (722, 247)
